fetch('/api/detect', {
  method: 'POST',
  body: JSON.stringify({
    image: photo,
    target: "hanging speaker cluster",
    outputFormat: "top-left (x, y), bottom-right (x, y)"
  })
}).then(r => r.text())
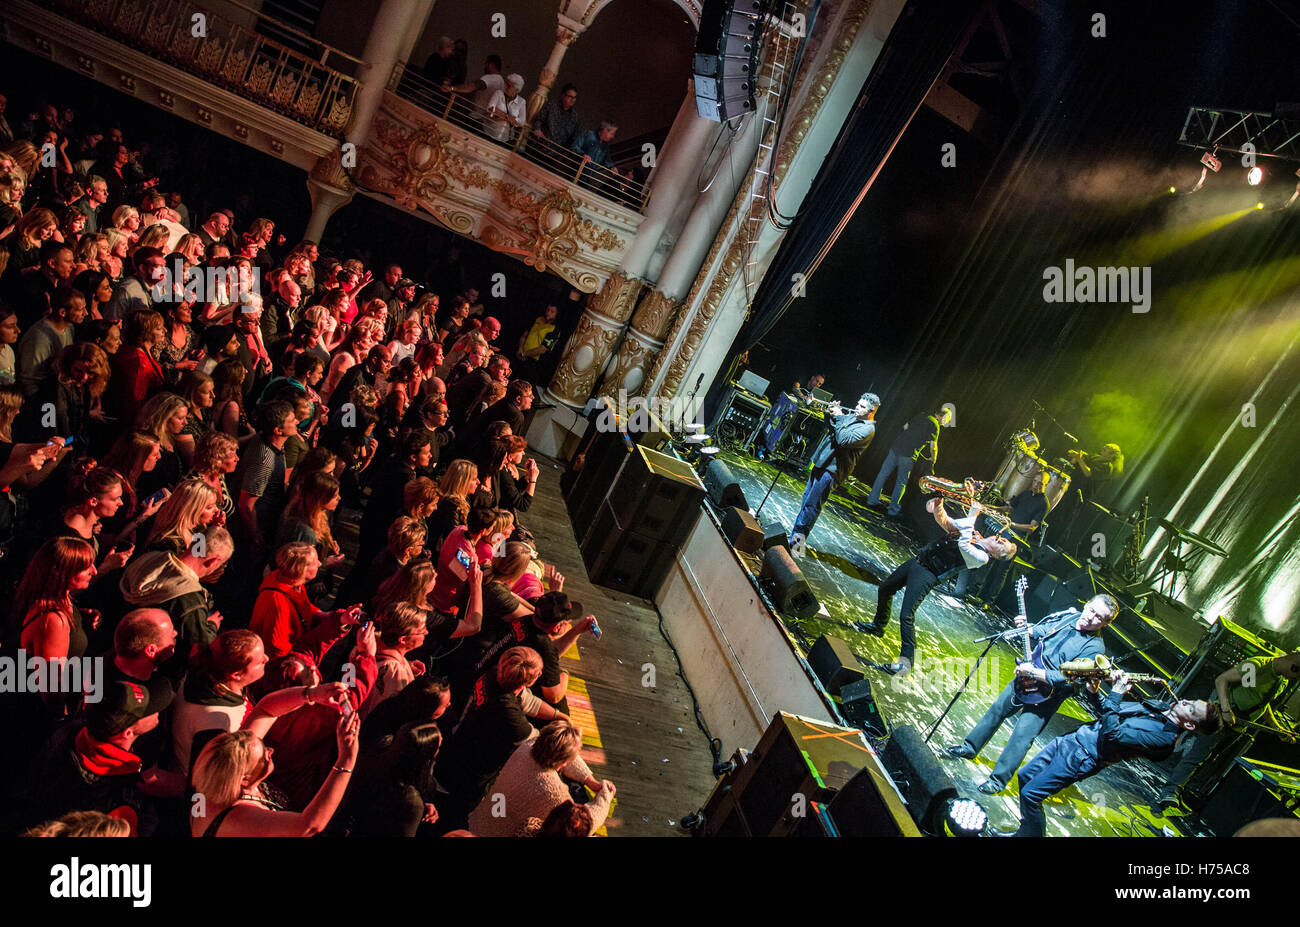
top-left (693, 0), bottom-right (768, 121)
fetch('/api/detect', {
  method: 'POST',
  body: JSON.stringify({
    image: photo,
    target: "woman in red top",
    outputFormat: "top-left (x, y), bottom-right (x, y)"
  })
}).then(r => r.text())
top-left (107, 309), bottom-right (165, 421)
top-left (250, 542), bottom-right (359, 659)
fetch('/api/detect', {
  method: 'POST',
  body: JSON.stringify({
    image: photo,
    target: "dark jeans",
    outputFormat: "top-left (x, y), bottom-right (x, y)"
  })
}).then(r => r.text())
top-left (873, 558), bottom-right (940, 664)
top-left (792, 468), bottom-right (835, 539)
top-left (1013, 726), bottom-right (1101, 837)
top-left (867, 449), bottom-right (914, 515)
top-left (965, 681), bottom-right (1067, 787)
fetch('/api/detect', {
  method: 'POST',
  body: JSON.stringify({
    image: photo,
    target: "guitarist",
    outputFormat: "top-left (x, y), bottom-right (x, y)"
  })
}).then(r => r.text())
top-left (942, 593), bottom-right (1118, 795)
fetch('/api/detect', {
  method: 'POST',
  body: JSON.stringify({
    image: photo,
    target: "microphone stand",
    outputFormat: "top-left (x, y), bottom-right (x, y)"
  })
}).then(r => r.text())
top-left (924, 627), bottom-right (1025, 743)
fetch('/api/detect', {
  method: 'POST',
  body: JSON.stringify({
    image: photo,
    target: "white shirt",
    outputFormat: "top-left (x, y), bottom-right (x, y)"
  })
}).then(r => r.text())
top-left (484, 89), bottom-right (527, 141)
top-left (953, 503), bottom-right (990, 570)
top-left (473, 72), bottom-right (506, 111)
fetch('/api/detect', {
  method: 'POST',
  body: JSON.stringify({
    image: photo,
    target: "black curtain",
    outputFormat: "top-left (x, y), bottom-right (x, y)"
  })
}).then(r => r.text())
top-left (733, 0), bottom-right (981, 352)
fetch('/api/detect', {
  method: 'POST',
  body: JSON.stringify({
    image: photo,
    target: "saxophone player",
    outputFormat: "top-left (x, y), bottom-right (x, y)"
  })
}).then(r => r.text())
top-left (942, 594), bottom-right (1118, 795)
top-left (860, 488), bottom-right (1016, 676)
top-left (996, 675), bottom-right (1219, 837)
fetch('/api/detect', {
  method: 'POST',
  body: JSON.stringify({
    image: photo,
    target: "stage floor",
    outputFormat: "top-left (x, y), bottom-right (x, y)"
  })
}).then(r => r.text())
top-left (718, 449), bottom-right (1198, 838)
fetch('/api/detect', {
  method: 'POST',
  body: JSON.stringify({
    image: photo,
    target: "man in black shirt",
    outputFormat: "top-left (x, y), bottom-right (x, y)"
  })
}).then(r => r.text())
top-left (999, 676), bottom-right (1218, 837)
top-left (867, 405), bottom-right (952, 516)
top-left (456, 379), bottom-right (532, 458)
top-left (356, 430), bottom-right (432, 564)
top-left (435, 646), bottom-right (565, 829)
top-left (790, 392), bottom-right (880, 547)
top-left (943, 594), bottom-right (1117, 794)
top-left (862, 494), bottom-right (1017, 675)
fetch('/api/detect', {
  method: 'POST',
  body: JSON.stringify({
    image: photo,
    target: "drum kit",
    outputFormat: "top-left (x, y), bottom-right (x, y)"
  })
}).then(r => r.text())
top-left (989, 428), bottom-right (1074, 512)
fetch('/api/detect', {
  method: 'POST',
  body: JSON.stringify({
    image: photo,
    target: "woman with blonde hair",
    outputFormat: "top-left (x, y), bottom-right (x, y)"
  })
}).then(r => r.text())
top-left (144, 476), bottom-right (220, 553)
top-left (190, 713), bottom-right (359, 836)
top-left (135, 223), bottom-right (170, 252)
top-left (133, 390), bottom-right (188, 492)
top-left (189, 429), bottom-right (239, 518)
top-left (321, 317), bottom-right (383, 401)
top-left (6, 207), bottom-right (59, 276)
top-left (428, 459), bottom-right (479, 550)
top-left (468, 717), bottom-right (614, 836)
top-left (110, 204), bottom-right (140, 240)
top-left (102, 228), bottom-right (129, 279)
top-left (24, 810), bottom-right (131, 838)
top-left (371, 558), bottom-right (437, 617)
top-left (73, 234), bottom-right (105, 275)
top-left (175, 369), bottom-right (214, 464)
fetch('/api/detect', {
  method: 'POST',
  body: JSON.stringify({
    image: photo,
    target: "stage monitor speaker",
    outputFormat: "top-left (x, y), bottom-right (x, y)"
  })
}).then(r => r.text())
top-left (580, 499), bottom-right (678, 599)
top-left (693, 0), bottom-right (765, 121)
top-left (839, 678), bottom-right (885, 735)
top-left (703, 458), bottom-right (748, 510)
top-left (605, 445), bottom-right (705, 546)
top-left (760, 546), bottom-right (819, 619)
top-left (808, 635), bottom-right (864, 695)
top-left (1196, 759), bottom-right (1300, 837)
top-left (721, 506), bottom-right (763, 553)
top-left (761, 522), bottom-right (789, 552)
top-left (1029, 565), bottom-right (1095, 614)
top-left (695, 711), bottom-right (919, 836)
top-left (880, 725), bottom-right (959, 834)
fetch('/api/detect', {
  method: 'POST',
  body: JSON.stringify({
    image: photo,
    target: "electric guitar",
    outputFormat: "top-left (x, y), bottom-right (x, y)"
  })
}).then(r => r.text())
top-left (1011, 576), bottom-right (1052, 705)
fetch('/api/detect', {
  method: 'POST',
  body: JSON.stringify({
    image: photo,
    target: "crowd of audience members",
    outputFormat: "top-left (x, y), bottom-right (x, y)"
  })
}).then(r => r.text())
top-left (0, 91), bottom-right (615, 838)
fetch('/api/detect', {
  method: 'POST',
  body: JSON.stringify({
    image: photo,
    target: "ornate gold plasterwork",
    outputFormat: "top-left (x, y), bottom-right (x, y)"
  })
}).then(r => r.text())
top-left (649, 0), bottom-right (872, 399)
top-left (628, 288), bottom-right (683, 342)
top-left (365, 119), bottom-right (493, 209)
top-left (585, 270), bottom-right (645, 324)
top-left (497, 185), bottom-right (624, 275)
top-left (605, 332), bottom-right (658, 396)
top-left (546, 272), bottom-right (645, 405)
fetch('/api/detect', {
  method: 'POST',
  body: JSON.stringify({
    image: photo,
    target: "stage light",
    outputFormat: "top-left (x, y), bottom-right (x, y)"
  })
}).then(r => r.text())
top-left (1169, 186), bottom-right (1177, 194)
top-left (1200, 151), bottom-right (1221, 172)
top-left (1257, 202), bottom-right (1264, 209)
top-left (1247, 166), bottom-right (1263, 185)
top-left (943, 798), bottom-right (987, 837)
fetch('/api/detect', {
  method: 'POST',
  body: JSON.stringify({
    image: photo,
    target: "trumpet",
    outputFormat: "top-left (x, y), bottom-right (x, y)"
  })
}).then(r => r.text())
top-left (1059, 655), bottom-right (1168, 688)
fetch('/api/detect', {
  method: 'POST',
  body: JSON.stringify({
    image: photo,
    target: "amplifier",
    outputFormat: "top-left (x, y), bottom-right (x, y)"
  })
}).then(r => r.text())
top-left (710, 386), bottom-right (769, 450)
top-left (1173, 616), bottom-right (1283, 698)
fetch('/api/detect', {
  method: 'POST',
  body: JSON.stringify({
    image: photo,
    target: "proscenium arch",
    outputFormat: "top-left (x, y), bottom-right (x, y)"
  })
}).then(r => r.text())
top-left (566, 0), bottom-right (701, 30)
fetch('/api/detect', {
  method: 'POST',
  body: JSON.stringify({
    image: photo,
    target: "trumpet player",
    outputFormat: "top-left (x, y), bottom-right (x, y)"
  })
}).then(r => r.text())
top-left (866, 405), bottom-right (953, 517)
top-left (997, 674), bottom-right (1219, 837)
top-left (788, 392), bottom-right (879, 549)
top-left (942, 594), bottom-right (1117, 795)
top-left (860, 489), bottom-right (1016, 676)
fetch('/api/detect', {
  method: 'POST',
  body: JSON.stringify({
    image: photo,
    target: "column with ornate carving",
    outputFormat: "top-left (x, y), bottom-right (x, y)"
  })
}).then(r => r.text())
top-left (546, 271), bottom-right (646, 407)
top-left (604, 288), bottom-right (683, 396)
top-left (645, 0), bottom-right (886, 401)
top-left (527, 23), bottom-right (582, 121)
top-left (305, 153), bottom-right (354, 242)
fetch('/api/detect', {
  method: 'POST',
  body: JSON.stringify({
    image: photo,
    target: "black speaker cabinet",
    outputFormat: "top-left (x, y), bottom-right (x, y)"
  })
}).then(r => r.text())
top-left (604, 445), bottom-right (705, 547)
top-left (880, 725), bottom-right (959, 834)
top-left (1197, 759), bottom-right (1300, 837)
top-left (721, 506), bottom-right (763, 553)
top-left (695, 711), bottom-right (920, 837)
top-left (693, 0), bottom-right (765, 121)
top-left (760, 546), bottom-right (819, 619)
top-left (703, 458), bottom-right (748, 510)
top-left (565, 422), bottom-right (634, 541)
top-left (761, 522), bottom-right (789, 552)
top-left (580, 499), bottom-right (678, 599)
top-left (840, 678), bottom-right (885, 734)
top-left (808, 635), bottom-right (864, 695)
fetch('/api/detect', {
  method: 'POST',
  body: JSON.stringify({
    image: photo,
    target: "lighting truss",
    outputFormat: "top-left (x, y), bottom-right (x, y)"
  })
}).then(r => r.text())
top-left (1178, 107), bottom-right (1300, 161)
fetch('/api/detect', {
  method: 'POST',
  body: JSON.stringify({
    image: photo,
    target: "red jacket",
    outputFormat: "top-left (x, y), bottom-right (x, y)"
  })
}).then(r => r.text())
top-left (108, 346), bottom-right (165, 421)
top-left (249, 574), bottom-right (316, 659)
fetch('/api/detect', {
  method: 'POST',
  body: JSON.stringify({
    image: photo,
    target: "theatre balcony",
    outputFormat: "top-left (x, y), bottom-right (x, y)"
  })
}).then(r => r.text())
top-left (356, 64), bottom-right (647, 294)
top-left (2, 0), bottom-right (358, 170)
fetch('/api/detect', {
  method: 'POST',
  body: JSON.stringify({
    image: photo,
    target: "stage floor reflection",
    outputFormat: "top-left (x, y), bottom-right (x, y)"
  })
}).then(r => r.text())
top-left (719, 450), bottom-right (1194, 838)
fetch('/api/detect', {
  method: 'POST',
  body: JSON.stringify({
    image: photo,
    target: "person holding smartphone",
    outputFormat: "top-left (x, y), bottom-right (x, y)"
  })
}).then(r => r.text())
top-left (428, 506), bottom-right (494, 637)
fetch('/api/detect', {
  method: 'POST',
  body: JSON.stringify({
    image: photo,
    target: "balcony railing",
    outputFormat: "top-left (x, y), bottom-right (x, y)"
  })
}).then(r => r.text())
top-left (390, 62), bottom-right (649, 212)
top-left (39, 0), bottom-right (361, 135)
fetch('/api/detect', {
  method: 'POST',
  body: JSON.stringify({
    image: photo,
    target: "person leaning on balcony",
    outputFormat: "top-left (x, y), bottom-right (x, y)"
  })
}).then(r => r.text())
top-left (443, 54), bottom-right (505, 112)
top-left (485, 75), bottom-right (528, 131)
top-left (532, 85), bottom-right (581, 150)
top-left (572, 121), bottom-right (625, 178)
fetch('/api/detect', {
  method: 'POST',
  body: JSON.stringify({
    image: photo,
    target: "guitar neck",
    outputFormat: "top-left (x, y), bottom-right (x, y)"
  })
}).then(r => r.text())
top-left (1016, 583), bottom-right (1030, 660)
